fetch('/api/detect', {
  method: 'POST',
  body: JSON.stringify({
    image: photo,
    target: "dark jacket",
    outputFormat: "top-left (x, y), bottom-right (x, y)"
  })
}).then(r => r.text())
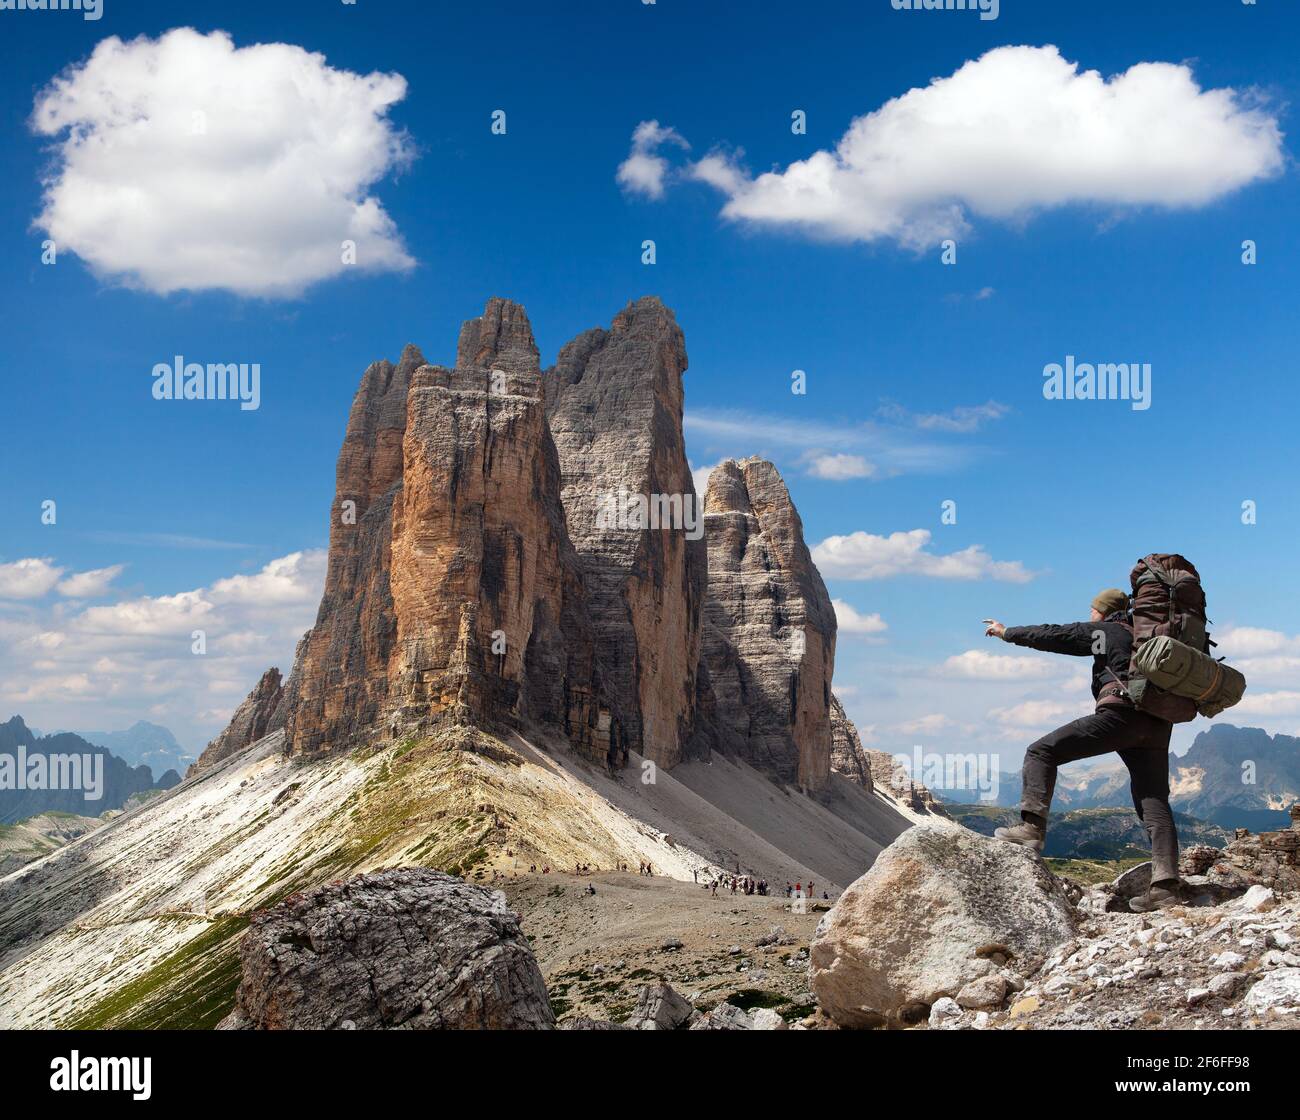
top-left (1002, 611), bottom-right (1132, 705)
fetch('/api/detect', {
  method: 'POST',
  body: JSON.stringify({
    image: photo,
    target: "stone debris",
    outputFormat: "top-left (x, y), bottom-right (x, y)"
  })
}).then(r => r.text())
top-left (624, 983), bottom-right (694, 1030)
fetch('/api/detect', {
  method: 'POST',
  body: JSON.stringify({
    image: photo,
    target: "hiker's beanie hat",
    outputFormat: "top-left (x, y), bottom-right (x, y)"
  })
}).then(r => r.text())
top-left (1091, 588), bottom-right (1130, 616)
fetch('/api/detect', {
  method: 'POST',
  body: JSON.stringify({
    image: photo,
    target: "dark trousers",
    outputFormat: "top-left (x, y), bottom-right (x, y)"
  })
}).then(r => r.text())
top-left (1019, 706), bottom-right (1179, 884)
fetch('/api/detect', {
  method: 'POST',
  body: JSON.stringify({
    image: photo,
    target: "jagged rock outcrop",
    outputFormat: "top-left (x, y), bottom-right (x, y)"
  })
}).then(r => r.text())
top-left (544, 298), bottom-right (709, 769)
top-left (700, 457), bottom-right (836, 791)
top-left (218, 868), bottom-right (554, 1030)
top-left (830, 694), bottom-right (872, 791)
top-left (283, 301), bottom-right (621, 764)
top-left (809, 823), bottom-right (1077, 1027)
top-left (191, 667), bottom-right (284, 773)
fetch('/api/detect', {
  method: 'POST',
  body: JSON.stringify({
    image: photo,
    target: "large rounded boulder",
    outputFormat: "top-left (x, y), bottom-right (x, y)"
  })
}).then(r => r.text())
top-left (809, 823), bottom-right (1077, 1027)
top-left (218, 867), bottom-right (553, 1030)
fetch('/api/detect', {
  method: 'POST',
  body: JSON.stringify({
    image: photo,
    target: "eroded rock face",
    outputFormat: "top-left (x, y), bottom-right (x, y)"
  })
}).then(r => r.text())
top-left (701, 458), bottom-right (836, 791)
top-left (284, 301), bottom-right (620, 764)
top-left (830, 694), bottom-right (872, 792)
top-left (284, 344), bottom-right (425, 756)
top-left (218, 868), bottom-right (554, 1030)
top-left (386, 301), bottom-right (618, 762)
top-left (544, 298), bottom-right (708, 769)
top-left (809, 823), bottom-right (1077, 1027)
top-left (191, 668), bottom-right (284, 773)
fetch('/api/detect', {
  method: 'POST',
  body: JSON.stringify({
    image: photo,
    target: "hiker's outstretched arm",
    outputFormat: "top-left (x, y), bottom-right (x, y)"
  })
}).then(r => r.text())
top-left (1000, 622), bottom-right (1095, 656)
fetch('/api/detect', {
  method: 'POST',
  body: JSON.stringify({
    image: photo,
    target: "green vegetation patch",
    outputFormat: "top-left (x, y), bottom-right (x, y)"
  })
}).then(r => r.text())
top-left (63, 915), bottom-right (249, 1030)
top-left (1044, 855), bottom-right (1149, 886)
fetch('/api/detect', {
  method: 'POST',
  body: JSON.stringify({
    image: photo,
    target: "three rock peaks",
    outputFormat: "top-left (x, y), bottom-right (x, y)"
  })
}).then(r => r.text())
top-left (205, 297), bottom-right (847, 792)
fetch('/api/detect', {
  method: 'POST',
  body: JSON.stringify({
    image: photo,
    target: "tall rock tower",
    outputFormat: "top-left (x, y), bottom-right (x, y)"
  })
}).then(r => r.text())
top-left (701, 457), bottom-right (837, 792)
top-left (544, 298), bottom-right (711, 770)
top-left (283, 300), bottom-right (621, 765)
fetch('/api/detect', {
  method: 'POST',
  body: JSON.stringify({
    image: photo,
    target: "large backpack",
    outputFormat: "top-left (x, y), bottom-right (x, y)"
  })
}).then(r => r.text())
top-left (1123, 553), bottom-right (1245, 722)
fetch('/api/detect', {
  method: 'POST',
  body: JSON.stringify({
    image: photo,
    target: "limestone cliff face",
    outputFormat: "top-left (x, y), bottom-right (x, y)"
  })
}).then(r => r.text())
top-left (282, 343), bottom-right (423, 757)
top-left (284, 300), bottom-right (620, 764)
top-left (829, 693), bottom-right (872, 792)
top-left (701, 458), bottom-right (836, 791)
top-left (192, 668), bottom-right (284, 773)
top-left (544, 298), bottom-right (709, 769)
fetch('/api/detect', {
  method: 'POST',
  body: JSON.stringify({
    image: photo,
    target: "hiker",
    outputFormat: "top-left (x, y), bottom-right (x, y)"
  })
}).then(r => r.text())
top-left (985, 588), bottom-right (1184, 911)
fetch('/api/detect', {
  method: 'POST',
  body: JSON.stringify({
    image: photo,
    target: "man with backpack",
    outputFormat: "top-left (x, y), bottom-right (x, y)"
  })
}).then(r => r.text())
top-left (982, 586), bottom-right (1187, 911)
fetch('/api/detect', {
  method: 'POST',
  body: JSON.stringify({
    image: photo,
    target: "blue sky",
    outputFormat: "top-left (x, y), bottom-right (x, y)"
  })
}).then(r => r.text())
top-left (1, 0), bottom-right (1297, 761)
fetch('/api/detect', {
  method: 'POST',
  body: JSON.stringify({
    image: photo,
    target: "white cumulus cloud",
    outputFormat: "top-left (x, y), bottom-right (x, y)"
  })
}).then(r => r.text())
top-left (617, 120), bottom-right (689, 200)
top-left (812, 529), bottom-right (1034, 582)
top-left (0, 550), bottom-right (326, 748)
top-left (0, 558), bottom-right (64, 599)
top-left (832, 599), bottom-right (888, 636)
top-left (56, 564), bottom-right (124, 598)
top-left (941, 649), bottom-right (1064, 681)
top-left (686, 45), bottom-right (1282, 247)
top-left (31, 28), bottom-right (415, 297)
top-left (987, 698), bottom-right (1088, 727)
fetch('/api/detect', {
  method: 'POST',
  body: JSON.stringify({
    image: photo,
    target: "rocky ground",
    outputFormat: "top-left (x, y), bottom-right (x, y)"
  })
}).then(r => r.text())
top-left (503, 871), bottom-right (826, 1024)
top-left (958, 886), bottom-right (1300, 1031)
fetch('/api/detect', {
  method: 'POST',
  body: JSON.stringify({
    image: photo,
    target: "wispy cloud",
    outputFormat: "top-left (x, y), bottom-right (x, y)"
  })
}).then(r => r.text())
top-left (81, 531), bottom-right (255, 551)
top-left (813, 529), bottom-right (1036, 583)
top-left (684, 409), bottom-right (977, 477)
top-left (877, 399), bottom-right (1010, 433)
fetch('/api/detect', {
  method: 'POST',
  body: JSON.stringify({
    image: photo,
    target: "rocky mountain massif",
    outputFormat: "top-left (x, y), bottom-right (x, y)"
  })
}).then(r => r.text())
top-left (204, 296), bottom-right (858, 795)
top-left (0, 296), bottom-right (944, 1029)
top-left (68, 720), bottom-right (195, 779)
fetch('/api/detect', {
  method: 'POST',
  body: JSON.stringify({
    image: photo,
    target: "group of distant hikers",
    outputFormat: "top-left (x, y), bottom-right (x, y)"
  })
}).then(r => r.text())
top-left (986, 555), bottom-right (1246, 913)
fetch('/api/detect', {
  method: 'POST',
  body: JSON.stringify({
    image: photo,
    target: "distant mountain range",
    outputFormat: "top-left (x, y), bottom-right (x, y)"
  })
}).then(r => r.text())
top-left (0, 716), bottom-right (179, 825)
top-left (60, 720), bottom-right (195, 780)
top-left (941, 724), bottom-right (1299, 832)
top-left (947, 804), bottom-right (1231, 860)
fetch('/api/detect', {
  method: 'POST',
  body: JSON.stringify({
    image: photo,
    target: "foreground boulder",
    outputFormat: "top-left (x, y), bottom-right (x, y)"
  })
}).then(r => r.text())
top-left (809, 823), bottom-right (1076, 1027)
top-left (218, 868), bottom-right (554, 1030)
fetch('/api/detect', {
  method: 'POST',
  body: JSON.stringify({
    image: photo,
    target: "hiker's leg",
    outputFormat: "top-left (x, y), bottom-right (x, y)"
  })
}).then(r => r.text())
top-left (1020, 711), bottom-right (1126, 821)
top-left (1118, 720), bottom-right (1178, 884)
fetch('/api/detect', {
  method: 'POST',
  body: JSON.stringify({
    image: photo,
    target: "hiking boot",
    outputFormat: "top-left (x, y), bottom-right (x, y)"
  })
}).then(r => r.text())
top-left (1129, 879), bottom-right (1193, 913)
top-left (993, 820), bottom-right (1045, 852)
